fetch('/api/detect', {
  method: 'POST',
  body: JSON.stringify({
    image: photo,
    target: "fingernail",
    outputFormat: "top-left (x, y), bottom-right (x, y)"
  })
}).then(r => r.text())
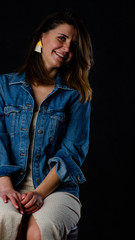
top-left (21, 195), bottom-right (25, 200)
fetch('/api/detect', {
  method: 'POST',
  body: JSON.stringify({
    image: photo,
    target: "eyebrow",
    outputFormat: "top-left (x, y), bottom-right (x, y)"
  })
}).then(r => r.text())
top-left (58, 33), bottom-right (78, 44)
top-left (58, 33), bottom-right (69, 38)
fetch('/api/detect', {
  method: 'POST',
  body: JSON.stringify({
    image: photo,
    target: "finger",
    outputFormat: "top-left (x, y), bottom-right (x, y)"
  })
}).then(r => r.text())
top-left (17, 192), bottom-right (23, 202)
top-left (21, 192), bottom-right (33, 205)
top-left (9, 196), bottom-right (20, 209)
top-left (28, 202), bottom-right (43, 214)
top-left (28, 208), bottom-right (39, 214)
top-left (9, 195), bottom-right (24, 215)
top-left (15, 196), bottom-right (24, 215)
top-left (2, 195), bottom-right (8, 203)
top-left (26, 201), bottom-right (43, 214)
top-left (24, 204), bottom-right (38, 214)
top-left (24, 197), bottom-right (37, 209)
top-left (21, 193), bottom-right (26, 201)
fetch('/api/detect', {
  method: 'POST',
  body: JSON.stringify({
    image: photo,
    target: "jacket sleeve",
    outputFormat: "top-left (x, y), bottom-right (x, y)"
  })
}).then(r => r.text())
top-left (48, 94), bottom-right (91, 185)
top-left (0, 81), bottom-right (12, 175)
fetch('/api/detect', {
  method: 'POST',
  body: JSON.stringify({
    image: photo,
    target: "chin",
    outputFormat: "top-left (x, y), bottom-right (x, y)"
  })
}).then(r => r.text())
top-left (54, 61), bottom-right (64, 68)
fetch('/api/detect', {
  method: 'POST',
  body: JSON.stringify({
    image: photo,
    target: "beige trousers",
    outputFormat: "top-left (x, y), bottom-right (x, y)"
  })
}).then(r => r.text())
top-left (0, 192), bottom-right (81, 240)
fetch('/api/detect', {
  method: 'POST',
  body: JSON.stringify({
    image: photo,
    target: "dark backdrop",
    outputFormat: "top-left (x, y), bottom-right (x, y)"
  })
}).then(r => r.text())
top-left (0, 0), bottom-right (134, 239)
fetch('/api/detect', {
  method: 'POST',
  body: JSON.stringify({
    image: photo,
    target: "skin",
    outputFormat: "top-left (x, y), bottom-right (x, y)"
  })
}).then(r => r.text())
top-left (0, 23), bottom-right (77, 239)
top-left (41, 23), bottom-right (77, 78)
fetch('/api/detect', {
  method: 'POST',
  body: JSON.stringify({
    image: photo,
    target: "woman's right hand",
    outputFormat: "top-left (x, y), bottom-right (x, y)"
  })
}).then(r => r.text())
top-left (0, 189), bottom-right (24, 215)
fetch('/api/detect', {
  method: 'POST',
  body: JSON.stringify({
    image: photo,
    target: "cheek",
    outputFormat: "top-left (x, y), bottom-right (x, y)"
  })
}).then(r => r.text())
top-left (52, 41), bottom-right (63, 50)
top-left (42, 37), bottom-right (56, 52)
top-left (42, 43), bottom-right (50, 55)
top-left (45, 42), bottom-right (62, 54)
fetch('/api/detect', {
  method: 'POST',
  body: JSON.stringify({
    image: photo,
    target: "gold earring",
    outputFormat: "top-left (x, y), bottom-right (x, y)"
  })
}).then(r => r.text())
top-left (34, 40), bottom-right (42, 53)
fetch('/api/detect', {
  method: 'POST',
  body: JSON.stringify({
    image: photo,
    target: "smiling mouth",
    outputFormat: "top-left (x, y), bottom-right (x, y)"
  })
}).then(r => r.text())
top-left (54, 51), bottom-right (67, 61)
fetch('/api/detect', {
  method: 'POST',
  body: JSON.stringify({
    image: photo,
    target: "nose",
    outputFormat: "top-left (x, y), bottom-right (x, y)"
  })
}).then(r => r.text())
top-left (62, 42), bottom-right (70, 52)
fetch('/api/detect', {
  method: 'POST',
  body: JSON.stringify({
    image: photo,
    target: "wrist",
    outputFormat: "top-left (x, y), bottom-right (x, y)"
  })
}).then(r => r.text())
top-left (0, 176), bottom-right (14, 191)
top-left (33, 189), bottom-right (46, 199)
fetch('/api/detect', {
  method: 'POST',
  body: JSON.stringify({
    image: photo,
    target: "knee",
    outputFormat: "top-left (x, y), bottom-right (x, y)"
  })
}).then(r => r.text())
top-left (0, 202), bottom-right (22, 239)
top-left (27, 216), bottom-right (41, 240)
top-left (0, 204), bottom-right (22, 226)
top-left (39, 220), bottom-right (60, 239)
top-left (27, 226), bottom-right (41, 240)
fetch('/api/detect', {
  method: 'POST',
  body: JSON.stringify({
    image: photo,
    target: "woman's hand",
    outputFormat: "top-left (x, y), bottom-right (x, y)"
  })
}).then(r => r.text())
top-left (21, 191), bottom-right (43, 214)
top-left (0, 189), bottom-right (24, 215)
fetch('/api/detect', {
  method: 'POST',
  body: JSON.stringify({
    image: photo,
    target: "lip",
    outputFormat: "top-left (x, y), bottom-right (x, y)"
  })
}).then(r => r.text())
top-left (54, 50), bottom-right (66, 61)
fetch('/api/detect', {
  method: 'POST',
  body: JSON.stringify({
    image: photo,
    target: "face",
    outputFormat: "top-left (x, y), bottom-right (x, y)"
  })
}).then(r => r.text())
top-left (41, 23), bottom-right (77, 74)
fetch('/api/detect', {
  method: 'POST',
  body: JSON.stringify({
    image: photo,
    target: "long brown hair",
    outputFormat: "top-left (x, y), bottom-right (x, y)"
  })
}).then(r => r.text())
top-left (19, 11), bottom-right (94, 101)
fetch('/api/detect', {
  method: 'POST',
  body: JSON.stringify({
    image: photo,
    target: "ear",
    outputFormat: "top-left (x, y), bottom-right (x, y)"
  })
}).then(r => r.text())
top-left (41, 32), bottom-right (46, 43)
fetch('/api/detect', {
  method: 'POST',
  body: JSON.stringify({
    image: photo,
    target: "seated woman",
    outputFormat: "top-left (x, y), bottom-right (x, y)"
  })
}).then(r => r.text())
top-left (0, 10), bottom-right (93, 240)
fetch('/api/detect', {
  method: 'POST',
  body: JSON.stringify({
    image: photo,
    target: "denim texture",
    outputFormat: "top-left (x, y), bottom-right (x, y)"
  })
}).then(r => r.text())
top-left (0, 72), bottom-right (91, 197)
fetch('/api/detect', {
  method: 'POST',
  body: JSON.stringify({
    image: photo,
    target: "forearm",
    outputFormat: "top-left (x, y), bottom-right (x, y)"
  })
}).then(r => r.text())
top-left (0, 176), bottom-right (14, 191)
top-left (34, 166), bottom-right (61, 199)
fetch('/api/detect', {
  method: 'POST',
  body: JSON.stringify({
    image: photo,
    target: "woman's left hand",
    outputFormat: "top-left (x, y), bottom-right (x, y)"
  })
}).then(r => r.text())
top-left (21, 191), bottom-right (43, 214)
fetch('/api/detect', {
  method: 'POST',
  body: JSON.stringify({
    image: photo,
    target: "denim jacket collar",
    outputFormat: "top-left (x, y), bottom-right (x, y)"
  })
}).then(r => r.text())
top-left (8, 72), bottom-right (72, 91)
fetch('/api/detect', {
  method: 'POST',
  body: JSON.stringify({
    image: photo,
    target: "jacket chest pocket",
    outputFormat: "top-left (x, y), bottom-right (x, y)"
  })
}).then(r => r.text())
top-left (4, 106), bottom-right (21, 137)
top-left (49, 111), bottom-right (66, 143)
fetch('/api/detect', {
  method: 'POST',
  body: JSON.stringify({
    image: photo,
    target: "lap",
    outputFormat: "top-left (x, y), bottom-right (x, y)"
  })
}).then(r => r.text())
top-left (0, 197), bottom-right (22, 216)
top-left (0, 198), bottom-right (22, 240)
top-left (0, 192), bottom-right (81, 240)
top-left (33, 192), bottom-right (81, 239)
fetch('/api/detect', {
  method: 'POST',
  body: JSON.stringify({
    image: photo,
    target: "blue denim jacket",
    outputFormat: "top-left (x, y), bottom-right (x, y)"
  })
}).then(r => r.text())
top-left (0, 72), bottom-right (91, 197)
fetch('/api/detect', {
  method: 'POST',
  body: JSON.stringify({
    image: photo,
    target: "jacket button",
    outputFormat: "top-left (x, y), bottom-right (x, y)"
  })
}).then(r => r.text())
top-left (76, 176), bottom-right (81, 182)
top-left (38, 129), bottom-right (43, 134)
top-left (20, 153), bottom-right (26, 156)
top-left (26, 104), bottom-right (32, 107)
top-left (21, 128), bottom-right (27, 131)
top-left (36, 178), bottom-right (40, 183)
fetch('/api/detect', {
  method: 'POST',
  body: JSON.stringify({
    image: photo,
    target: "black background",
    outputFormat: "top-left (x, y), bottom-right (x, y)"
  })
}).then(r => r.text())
top-left (0, 0), bottom-right (134, 239)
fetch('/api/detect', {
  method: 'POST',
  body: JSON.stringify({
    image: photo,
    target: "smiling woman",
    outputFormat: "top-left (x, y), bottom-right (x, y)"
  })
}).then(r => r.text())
top-left (40, 24), bottom-right (77, 74)
top-left (0, 10), bottom-right (93, 240)
top-left (19, 10), bottom-right (93, 101)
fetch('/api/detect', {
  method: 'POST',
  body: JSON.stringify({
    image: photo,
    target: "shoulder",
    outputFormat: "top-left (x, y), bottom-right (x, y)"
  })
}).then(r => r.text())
top-left (0, 72), bottom-right (25, 85)
top-left (57, 75), bottom-right (91, 108)
top-left (67, 88), bottom-right (91, 115)
top-left (0, 72), bottom-right (18, 82)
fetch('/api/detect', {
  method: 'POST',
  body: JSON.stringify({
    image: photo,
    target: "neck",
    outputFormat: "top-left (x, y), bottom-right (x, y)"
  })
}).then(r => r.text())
top-left (42, 58), bottom-right (58, 79)
top-left (48, 69), bottom-right (58, 80)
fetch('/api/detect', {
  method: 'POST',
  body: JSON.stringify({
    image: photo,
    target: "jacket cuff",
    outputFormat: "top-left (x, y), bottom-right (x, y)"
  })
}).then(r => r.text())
top-left (48, 150), bottom-right (86, 185)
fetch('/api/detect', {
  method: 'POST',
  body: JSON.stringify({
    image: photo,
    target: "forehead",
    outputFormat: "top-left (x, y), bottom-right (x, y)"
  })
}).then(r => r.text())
top-left (49, 23), bottom-right (77, 40)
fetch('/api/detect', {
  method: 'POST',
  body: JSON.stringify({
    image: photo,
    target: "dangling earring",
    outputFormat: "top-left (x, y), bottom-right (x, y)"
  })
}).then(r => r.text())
top-left (34, 40), bottom-right (43, 53)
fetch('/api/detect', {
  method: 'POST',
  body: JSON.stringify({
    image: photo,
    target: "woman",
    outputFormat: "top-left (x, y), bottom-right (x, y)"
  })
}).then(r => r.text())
top-left (0, 11), bottom-right (93, 240)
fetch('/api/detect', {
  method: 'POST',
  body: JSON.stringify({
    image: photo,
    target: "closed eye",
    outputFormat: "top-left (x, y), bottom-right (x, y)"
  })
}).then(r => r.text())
top-left (57, 36), bottom-right (66, 42)
top-left (57, 33), bottom-right (78, 52)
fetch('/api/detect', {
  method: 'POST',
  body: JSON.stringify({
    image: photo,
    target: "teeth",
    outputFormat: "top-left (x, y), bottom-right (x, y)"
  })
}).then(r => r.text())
top-left (55, 51), bottom-right (64, 58)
